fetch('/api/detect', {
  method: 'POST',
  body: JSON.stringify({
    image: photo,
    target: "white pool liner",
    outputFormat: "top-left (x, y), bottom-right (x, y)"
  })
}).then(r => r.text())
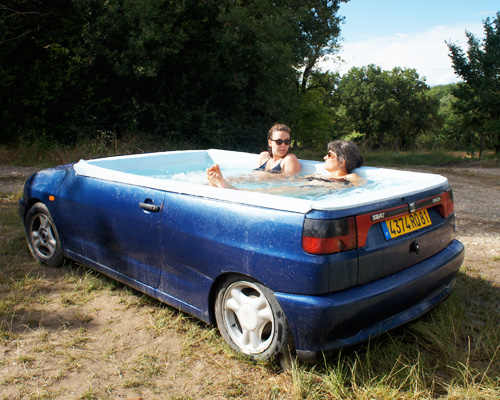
top-left (73, 149), bottom-right (448, 214)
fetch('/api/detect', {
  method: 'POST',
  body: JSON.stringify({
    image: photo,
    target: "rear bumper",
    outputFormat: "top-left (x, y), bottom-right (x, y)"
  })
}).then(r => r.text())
top-left (276, 239), bottom-right (464, 363)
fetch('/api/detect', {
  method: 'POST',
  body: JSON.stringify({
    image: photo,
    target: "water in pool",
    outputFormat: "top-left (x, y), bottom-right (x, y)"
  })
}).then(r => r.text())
top-left (127, 163), bottom-right (386, 201)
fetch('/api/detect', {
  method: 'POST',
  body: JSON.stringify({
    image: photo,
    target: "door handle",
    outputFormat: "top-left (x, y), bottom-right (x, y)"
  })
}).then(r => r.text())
top-left (139, 202), bottom-right (161, 213)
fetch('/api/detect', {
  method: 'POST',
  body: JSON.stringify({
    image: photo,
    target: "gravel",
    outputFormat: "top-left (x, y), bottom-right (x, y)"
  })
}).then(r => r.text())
top-left (0, 166), bottom-right (41, 194)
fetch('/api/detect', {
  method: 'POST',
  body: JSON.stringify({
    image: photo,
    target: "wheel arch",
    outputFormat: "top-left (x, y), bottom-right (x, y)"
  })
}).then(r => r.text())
top-left (21, 198), bottom-right (43, 224)
top-left (210, 272), bottom-right (295, 361)
top-left (208, 272), bottom-right (263, 325)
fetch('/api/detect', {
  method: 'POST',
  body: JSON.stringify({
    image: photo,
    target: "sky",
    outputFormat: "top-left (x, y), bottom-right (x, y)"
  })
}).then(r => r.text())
top-left (321, 1), bottom-right (499, 86)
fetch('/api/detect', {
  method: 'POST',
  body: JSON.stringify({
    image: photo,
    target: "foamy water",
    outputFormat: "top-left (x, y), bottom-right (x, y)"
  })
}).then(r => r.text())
top-left (75, 150), bottom-right (448, 212)
top-left (126, 164), bottom-right (392, 201)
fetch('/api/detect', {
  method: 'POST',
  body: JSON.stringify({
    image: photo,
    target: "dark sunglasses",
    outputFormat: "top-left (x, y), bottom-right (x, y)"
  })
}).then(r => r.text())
top-left (270, 138), bottom-right (291, 145)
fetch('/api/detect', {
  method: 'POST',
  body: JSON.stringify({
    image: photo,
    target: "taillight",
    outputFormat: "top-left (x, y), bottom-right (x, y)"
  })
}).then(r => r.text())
top-left (444, 189), bottom-right (454, 217)
top-left (435, 189), bottom-right (454, 218)
top-left (302, 217), bottom-right (357, 255)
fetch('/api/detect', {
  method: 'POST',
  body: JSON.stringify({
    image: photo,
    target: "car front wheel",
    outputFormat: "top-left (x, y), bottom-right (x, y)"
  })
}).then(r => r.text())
top-left (25, 203), bottom-right (64, 267)
top-left (215, 275), bottom-right (294, 362)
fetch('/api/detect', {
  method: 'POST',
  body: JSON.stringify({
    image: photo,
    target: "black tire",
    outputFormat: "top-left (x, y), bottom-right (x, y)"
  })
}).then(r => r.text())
top-left (25, 203), bottom-right (64, 267)
top-left (215, 275), bottom-right (294, 362)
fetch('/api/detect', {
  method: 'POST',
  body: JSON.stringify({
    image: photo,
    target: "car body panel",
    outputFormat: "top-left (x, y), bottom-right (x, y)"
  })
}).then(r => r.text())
top-left (58, 170), bottom-right (165, 287)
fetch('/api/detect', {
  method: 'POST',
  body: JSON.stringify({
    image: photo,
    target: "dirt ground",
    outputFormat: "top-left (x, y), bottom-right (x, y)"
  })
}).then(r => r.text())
top-left (0, 162), bottom-right (499, 399)
top-left (423, 164), bottom-right (500, 283)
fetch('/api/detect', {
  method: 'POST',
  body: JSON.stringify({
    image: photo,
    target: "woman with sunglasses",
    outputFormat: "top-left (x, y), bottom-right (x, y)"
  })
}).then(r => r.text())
top-left (319, 140), bottom-right (364, 182)
top-left (207, 123), bottom-right (301, 188)
top-left (254, 123), bottom-right (301, 174)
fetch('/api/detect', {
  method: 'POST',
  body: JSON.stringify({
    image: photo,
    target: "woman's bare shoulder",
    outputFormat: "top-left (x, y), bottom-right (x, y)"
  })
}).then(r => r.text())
top-left (345, 172), bottom-right (360, 180)
top-left (282, 153), bottom-right (301, 173)
top-left (257, 151), bottom-right (270, 162)
top-left (284, 153), bottom-right (299, 161)
top-left (345, 172), bottom-right (366, 186)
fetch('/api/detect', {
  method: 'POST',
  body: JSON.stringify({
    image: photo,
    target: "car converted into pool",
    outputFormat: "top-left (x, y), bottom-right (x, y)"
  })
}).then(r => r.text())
top-left (19, 149), bottom-right (464, 363)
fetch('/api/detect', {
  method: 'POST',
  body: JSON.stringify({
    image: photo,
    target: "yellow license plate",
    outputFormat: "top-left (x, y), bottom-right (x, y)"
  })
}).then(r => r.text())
top-left (381, 209), bottom-right (432, 240)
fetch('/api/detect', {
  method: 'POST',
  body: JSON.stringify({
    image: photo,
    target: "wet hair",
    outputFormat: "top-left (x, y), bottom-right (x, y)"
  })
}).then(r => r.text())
top-left (327, 140), bottom-right (364, 173)
top-left (267, 123), bottom-right (291, 158)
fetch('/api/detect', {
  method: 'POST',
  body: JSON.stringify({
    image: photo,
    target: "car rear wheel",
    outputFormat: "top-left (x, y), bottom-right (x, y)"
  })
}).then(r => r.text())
top-left (25, 203), bottom-right (64, 267)
top-left (215, 275), bottom-right (294, 362)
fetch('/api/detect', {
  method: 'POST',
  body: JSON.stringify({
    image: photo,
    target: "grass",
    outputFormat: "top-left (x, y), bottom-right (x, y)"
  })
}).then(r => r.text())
top-left (1, 140), bottom-right (499, 398)
top-left (0, 132), bottom-right (191, 168)
top-left (294, 147), bottom-right (499, 167)
top-left (1, 135), bottom-right (499, 168)
top-left (363, 150), bottom-right (464, 167)
top-left (1, 235), bottom-right (499, 398)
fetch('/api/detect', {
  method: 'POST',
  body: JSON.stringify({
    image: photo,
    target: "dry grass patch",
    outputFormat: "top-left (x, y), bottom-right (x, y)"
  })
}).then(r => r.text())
top-left (2, 166), bottom-right (500, 399)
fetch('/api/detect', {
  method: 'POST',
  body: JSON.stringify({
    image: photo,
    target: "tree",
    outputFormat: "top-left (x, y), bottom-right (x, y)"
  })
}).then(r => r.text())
top-left (0, 1), bottom-right (89, 144)
top-left (293, 0), bottom-right (348, 93)
top-left (426, 84), bottom-right (481, 151)
top-left (294, 71), bottom-right (341, 148)
top-left (1, 0), bottom-right (349, 151)
top-left (336, 65), bottom-right (436, 150)
top-left (447, 11), bottom-right (500, 156)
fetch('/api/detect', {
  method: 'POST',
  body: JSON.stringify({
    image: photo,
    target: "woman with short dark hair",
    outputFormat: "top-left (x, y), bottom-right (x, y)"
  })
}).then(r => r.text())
top-left (322, 140), bottom-right (364, 181)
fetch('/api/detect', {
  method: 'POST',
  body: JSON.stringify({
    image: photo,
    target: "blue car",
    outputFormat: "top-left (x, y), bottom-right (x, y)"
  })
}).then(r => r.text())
top-left (19, 150), bottom-right (464, 363)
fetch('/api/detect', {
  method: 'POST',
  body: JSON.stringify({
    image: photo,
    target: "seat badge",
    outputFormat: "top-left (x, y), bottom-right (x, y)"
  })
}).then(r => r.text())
top-left (371, 212), bottom-right (385, 221)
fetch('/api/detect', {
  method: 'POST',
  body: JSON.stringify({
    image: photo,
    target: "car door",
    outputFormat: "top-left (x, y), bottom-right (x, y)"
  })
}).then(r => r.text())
top-left (57, 169), bottom-right (165, 288)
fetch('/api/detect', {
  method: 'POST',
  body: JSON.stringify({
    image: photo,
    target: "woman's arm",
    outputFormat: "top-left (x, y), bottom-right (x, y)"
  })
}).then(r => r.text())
top-left (281, 154), bottom-right (301, 175)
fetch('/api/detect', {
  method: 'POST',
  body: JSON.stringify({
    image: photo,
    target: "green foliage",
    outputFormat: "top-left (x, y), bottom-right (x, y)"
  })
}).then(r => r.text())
top-left (0, 1), bottom-right (95, 144)
top-left (447, 12), bottom-right (500, 155)
top-left (422, 85), bottom-right (460, 149)
top-left (1, 0), bottom-right (347, 151)
top-left (293, 71), bottom-right (341, 149)
top-left (5, 1), bottom-right (497, 155)
top-left (336, 65), bottom-right (438, 150)
top-left (294, 1), bottom-right (346, 92)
